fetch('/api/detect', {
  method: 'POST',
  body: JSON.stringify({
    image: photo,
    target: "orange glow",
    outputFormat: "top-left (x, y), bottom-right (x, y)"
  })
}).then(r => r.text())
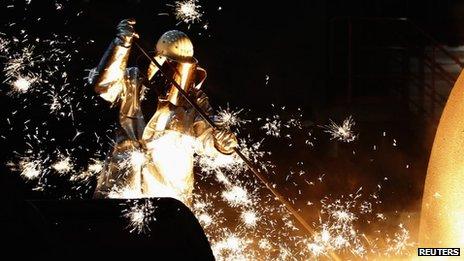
top-left (419, 69), bottom-right (464, 251)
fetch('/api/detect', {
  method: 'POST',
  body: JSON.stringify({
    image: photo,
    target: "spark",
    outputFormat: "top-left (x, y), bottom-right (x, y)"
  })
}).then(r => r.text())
top-left (3, 45), bottom-right (37, 80)
top-left (72, 129), bottom-right (83, 141)
top-left (323, 115), bottom-right (357, 143)
top-left (49, 94), bottom-right (62, 112)
top-left (84, 67), bottom-right (98, 85)
top-left (307, 192), bottom-right (367, 257)
top-left (55, 1), bottom-right (63, 10)
top-left (173, 0), bottom-right (203, 25)
top-left (261, 117), bottom-right (281, 137)
top-left (0, 20), bottom-right (417, 259)
top-left (88, 159), bottom-right (104, 174)
top-left (11, 75), bottom-right (36, 93)
top-left (198, 213), bottom-right (213, 228)
top-left (240, 209), bottom-right (260, 228)
top-left (211, 231), bottom-right (251, 260)
top-left (121, 199), bottom-right (157, 234)
top-left (192, 197), bottom-right (223, 230)
top-left (221, 185), bottom-right (251, 207)
top-left (215, 106), bottom-right (248, 130)
top-left (258, 239), bottom-right (272, 250)
top-left (52, 155), bottom-right (73, 174)
top-left (18, 157), bottom-right (42, 180)
top-left (109, 186), bottom-right (143, 199)
top-left (385, 224), bottom-right (414, 256)
top-left (70, 159), bottom-right (104, 183)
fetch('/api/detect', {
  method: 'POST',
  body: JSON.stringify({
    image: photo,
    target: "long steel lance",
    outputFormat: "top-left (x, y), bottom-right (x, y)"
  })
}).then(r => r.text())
top-left (134, 41), bottom-right (341, 260)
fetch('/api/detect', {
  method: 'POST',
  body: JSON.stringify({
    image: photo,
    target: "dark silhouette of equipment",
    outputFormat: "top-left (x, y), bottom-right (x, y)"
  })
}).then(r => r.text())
top-left (1, 197), bottom-right (215, 259)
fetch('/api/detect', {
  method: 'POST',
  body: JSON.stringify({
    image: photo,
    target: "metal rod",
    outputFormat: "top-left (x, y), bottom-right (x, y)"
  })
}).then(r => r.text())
top-left (135, 39), bottom-right (327, 236)
top-left (135, 41), bottom-right (341, 260)
top-left (134, 41), bottom-right (310, 225)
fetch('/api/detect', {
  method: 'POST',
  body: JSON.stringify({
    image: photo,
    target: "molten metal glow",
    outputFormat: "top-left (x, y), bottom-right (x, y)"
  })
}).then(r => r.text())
top-left (419, 69), bottom-right (464, 251)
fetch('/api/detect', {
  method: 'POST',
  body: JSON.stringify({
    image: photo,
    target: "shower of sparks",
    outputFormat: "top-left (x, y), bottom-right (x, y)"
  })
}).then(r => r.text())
top-left (192, 196), bottom-right (224, 230)
top-left (52, 155), bottom-right (73, 174)
top-left (258, 238), bottom-right (272, 250)
top-left (0, 25), bottom-right (85, 120)
top-left (221, 185), bottom-right (252, 207)
top-left (121, 199), bottom-right (157, 234)
top-left (215, 106), bottom-right (248, 130)
top-left (70, 159), bottom-right (104, 183)
top-left (18, 156), bottom-right (43, 180)
top-left (172, 0), bottom-right (203, 25)
top-left (259, 105), bottom-right (304, 140)
top-left (1, 2), bottom-right (419, 260)
top-left (261, 116), bottom-right (282, 137)
top-left (211, 230), bottom-right (252, 260)
top-left (323, 115), bottom-right (358, 143)
top-left (11, 75), bottom-right (36, 93)
top-left (385, 223), bottom-right (415, 256)
top-left (109, 186), bottom-right (143, 199)
top-left (195, 136), bottom-right (272, 177)
top-left (87, 159), bottom-right (104, 174)
top-left (240, 209), bottom-right (260, 228)
top-left (198, 212), bottom-right (213, 227)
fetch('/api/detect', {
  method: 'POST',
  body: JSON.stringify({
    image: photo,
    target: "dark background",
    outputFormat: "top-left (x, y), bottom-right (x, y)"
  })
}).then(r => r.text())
top-left (2, 0), bottom-right (464, 223)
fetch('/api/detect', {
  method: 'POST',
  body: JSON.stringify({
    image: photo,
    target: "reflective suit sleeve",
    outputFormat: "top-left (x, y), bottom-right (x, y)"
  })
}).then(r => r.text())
top-left (191, 89), bottom-right (221, 156)
top-left (89, 38), bottom-right (131, 103)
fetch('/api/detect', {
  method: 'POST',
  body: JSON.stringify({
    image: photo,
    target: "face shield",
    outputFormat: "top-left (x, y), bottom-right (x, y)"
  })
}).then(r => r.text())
top-left (147, 30), bottom-right (199, 105)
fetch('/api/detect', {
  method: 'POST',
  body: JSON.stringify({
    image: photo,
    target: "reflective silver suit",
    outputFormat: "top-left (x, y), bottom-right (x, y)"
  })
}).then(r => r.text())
top-left (90, 34), bottom-right (223, 204)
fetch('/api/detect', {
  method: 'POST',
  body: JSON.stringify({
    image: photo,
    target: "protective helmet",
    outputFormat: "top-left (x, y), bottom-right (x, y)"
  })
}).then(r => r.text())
top-left (155, 30), bottom-right (197, 64)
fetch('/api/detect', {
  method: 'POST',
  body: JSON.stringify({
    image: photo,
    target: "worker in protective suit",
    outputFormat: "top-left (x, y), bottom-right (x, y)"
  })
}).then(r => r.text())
top-left (90, 19), bottom-right (237, 205)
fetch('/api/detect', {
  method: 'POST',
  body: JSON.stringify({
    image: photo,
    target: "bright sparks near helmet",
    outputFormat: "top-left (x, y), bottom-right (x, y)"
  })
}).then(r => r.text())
top-left (174, 0), bottom-right (203, 25)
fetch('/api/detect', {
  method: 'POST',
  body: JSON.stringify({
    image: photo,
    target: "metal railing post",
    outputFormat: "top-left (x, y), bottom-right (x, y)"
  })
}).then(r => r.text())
top-left (347, 17), bottom-right (353, 104)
